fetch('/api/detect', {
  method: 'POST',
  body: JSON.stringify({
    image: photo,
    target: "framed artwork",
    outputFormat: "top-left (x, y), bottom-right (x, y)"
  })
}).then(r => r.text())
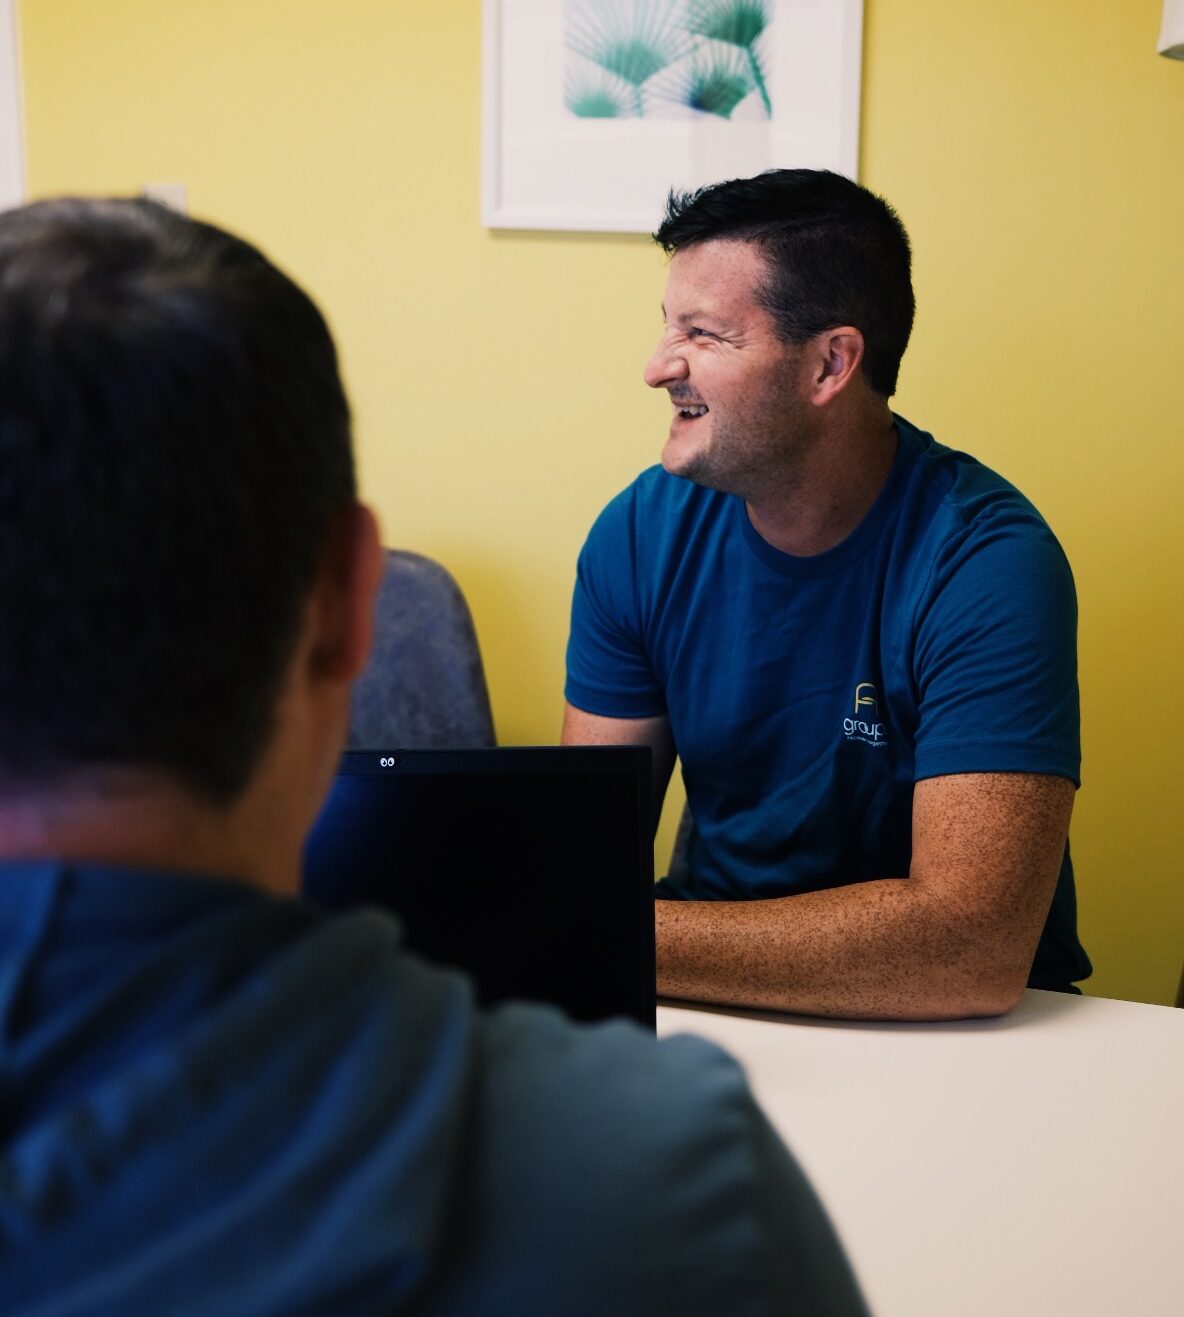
top-left (482, 0), bottom-right (864, 233)
top-left (0, 0), bottom-right (23, 211)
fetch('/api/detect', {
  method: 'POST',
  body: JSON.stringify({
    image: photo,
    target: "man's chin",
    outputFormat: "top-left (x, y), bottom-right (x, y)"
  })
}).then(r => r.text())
top-left (661, 433), bottom-right (701, 478)
top-left (664, 446), bottom-right (752, 500)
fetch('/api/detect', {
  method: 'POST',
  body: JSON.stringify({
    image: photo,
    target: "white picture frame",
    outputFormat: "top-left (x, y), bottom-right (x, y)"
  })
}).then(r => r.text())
top-left (0, 0), bottom-right (24, 212)
top-left (482, 0), bottom-right (864, 233)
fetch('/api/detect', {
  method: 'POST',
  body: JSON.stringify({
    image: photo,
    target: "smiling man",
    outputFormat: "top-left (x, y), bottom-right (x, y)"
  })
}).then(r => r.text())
top-left (563, 169), bottom-right (1091, 1020)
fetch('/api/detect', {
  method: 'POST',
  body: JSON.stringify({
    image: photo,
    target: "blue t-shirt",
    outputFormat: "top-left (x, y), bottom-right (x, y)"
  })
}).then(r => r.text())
top-left (0, 861), bottom-right (865, 1315)
top-left (566, 416), bottom-right (1090, 990)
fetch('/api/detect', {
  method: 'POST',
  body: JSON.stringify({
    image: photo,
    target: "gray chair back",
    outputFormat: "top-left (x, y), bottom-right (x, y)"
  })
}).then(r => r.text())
top-left (348, 549), bottom-right (495, 749)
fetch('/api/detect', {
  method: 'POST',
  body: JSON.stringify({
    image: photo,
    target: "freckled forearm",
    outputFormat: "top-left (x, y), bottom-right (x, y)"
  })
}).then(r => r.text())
top-left (654, 880), bottom-right (1028, 1021)
top-left (656, 774), bottom-right (1074, 1021)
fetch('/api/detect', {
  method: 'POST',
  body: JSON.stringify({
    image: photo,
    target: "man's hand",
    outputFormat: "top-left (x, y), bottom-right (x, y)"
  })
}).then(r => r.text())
top-left (655, 771), bottom-right (1076, 1021)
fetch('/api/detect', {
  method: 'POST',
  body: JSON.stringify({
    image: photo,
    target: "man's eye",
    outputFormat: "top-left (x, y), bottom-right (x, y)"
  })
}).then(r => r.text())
top-left (687, 327), bottom-right (714, 340)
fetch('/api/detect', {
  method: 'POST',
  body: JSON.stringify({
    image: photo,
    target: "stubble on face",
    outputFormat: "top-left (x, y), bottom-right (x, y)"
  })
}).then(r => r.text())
top-left (649, 240), bottom-right (815, 503)
top-left (662, 349), bottom-right (809, 500)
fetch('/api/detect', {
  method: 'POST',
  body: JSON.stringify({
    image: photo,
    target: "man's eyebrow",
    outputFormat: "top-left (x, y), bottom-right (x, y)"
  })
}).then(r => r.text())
top-left (660, 302), bottom-right (727, 328)
top-left (669, 307), bottom-right (715, 326)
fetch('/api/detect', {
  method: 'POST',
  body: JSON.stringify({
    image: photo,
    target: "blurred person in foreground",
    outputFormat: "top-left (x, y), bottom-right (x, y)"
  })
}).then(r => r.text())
top-left (0, 197), bottom-right (865, 1315)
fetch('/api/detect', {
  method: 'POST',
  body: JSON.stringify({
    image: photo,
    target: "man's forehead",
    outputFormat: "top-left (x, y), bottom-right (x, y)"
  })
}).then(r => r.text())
top-left (663, 239), bottom-right (772, 319)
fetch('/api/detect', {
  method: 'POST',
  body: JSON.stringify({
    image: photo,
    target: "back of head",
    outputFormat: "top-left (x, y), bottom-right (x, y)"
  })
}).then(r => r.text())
top-left (655, 169), bottom-right (915, 397)
top-left (0, 198), bottom-right (355, 805)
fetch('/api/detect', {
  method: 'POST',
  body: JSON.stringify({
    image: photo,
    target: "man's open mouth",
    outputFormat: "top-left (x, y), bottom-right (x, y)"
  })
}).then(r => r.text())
top-left (676, 404), bottom-right (709, 419)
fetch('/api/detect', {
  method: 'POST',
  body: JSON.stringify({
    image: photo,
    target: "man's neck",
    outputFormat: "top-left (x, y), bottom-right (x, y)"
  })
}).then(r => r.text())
top-left (0, 768), bottom-right (300, 896)
top-left (745, 407), bottom-right (898, 558)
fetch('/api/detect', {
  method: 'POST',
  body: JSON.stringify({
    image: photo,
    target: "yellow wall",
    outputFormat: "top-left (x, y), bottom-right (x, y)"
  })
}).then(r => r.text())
top-left (18, 0), bottom-right (1184, 1004)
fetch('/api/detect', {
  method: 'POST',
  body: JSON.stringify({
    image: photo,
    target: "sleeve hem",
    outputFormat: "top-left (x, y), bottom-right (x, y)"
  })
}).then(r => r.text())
top-left (915, 742), bottom-right (1080, 786)
top-left (564, 681), bottom-right (668, 720)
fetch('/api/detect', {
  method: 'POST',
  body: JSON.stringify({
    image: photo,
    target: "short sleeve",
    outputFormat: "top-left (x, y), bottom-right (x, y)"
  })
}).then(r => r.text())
top-left (564, 484), bottom-right (668, 718)
top-left (912, 509), bottom-right (1080, 784)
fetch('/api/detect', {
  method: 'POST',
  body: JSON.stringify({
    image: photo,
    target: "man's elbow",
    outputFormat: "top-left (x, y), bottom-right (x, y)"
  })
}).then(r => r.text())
top-left (895, 942), bottom-right (1031, 1020)
top-left (911, 899), bottom-right (1038, 1019)
top-left (962, 976), bottom-right (1026, 1019)
top-left (936, 959), bottom-right (1028, 1019)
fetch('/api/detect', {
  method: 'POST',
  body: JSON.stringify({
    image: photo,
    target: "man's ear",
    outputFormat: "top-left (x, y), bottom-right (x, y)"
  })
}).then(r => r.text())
top-left (309, 501), bottom-right (384, 683)
top-left (808, 327), bottom-right (865, 406)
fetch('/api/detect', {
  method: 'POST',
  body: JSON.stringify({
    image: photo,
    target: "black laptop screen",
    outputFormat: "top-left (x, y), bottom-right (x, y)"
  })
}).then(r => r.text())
top-left (301, 747), bottom-right (655, 1027)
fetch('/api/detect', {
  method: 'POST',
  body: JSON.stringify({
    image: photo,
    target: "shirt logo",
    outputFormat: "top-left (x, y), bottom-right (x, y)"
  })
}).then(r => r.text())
top-left (844, 683), bottom-right (886, 747)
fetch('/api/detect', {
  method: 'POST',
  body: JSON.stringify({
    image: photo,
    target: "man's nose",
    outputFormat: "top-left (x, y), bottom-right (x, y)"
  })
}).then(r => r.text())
top-left (643, 336), bottom-right (688, 390)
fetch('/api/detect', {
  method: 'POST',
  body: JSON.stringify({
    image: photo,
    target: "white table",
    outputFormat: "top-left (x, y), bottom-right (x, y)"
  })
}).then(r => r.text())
top-left (658, 991), bottom-right (1184, 1316)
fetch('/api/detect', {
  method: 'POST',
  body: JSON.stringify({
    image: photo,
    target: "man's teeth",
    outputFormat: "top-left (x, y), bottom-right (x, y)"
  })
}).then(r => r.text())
top-left (678, 404), bottom-right (709, 418)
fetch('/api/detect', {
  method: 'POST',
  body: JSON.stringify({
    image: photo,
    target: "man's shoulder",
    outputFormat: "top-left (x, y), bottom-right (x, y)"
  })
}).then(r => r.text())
top-left (888, 416), bottom-right (1074, 610)
top-left (896, 414), bottom-right (1055, 536)
top-left (442, 1007), bottom-right (840, 1314)
top-left (585, 466), bottom-right (735, 568)
top-left (599, 464), bottom-right (727, 522)
top-left (479, 1005), bottom-right (751, 1132)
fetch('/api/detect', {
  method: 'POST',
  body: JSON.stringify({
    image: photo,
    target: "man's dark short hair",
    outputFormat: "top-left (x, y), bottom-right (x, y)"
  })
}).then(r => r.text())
top-left (0, 198), bottom-right (355, 804)
top-left (655, 169), bottom-right (915, 397)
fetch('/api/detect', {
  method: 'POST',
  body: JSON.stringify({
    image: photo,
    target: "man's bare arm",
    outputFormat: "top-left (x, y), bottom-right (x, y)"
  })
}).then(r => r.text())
top-left (655, 771), bottom-right (1075, 1021)
top-left (561, 702), bottom-right (675, 839)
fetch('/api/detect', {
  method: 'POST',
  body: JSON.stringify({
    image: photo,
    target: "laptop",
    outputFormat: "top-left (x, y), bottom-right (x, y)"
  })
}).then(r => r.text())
top-left (301, 746), bottom-right (656, 1027)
